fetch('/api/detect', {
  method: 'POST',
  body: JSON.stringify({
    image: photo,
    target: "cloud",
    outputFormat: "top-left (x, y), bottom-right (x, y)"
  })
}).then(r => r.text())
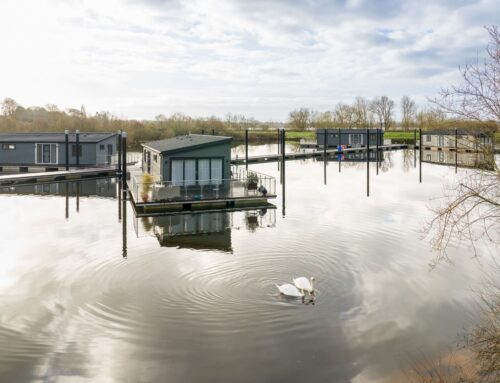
top-left (0, 0), bottom-right (497, 120)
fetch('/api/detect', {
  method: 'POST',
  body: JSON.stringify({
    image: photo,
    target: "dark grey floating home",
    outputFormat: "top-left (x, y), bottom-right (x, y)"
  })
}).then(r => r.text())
top-left (316, 128), bottom-right (384, 148)
top-left (141, 134), bottom-right (232, 183)
top-left (0, 132), bottom-right (118, 171)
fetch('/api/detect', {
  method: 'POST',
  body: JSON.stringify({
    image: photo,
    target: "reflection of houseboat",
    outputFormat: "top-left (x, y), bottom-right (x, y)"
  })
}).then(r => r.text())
top-left (0, 178), bottom-right (117, 198)
top-left (327, 151), bottom-right (383, 162)
top-left (133, 134), bottom-right (276, 213)
top-left (316, 128), bottom-right (384, 148)
top-left (422, 150), bottom-right (495, 170)
top-left (135, 209), bottom-right (276, 252)
top-left (421, 129), bottom-right (494, 152)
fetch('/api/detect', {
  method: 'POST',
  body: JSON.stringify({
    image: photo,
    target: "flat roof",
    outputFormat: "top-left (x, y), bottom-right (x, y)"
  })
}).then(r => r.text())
top-left (0, 132), bottom-right (117, 143)
top-left (143, 134), bottom-right (232, 154)
top-left (317, 128), bottom-right (383, 133)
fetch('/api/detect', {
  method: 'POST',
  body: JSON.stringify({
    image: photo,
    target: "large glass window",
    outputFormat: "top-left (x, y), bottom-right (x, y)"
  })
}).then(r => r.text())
top-left (170, 158), bottom-right (223, 185)
top-left (1, 143), bottom-right (16, 150)
top-left (36, 143), bottom-right (58, 164)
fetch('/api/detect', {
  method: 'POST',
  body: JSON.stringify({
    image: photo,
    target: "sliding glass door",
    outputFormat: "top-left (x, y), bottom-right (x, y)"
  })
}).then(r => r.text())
top-left (35, 143), bottom-right (58, 165)
top-left (170, 158), bottom-right (223, 185)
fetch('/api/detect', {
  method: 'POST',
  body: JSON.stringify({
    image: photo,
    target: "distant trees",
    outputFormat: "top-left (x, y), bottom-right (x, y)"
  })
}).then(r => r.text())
top-left (400, 95), bottom-right (416, 131)
top-left (1, 98), bottom-right (18, 116)
top-left (370, 96), bottom-right (395, 129)
top-left (288, 107), bottom-right (312, 130)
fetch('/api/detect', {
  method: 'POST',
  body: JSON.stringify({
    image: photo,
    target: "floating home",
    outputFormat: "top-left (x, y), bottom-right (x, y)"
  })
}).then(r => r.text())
top-left (0, 132), bottom-right (118, 172)
top-left (316, 128), bottom-right (384, 148)
top-left (132, 134), bottom-right (276, 213)
top-left (421, 129), bottom-right (494, 151)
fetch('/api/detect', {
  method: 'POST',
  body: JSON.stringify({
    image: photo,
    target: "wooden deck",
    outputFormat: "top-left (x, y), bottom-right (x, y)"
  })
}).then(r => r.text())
top-left (0, 168), bottom-right (118, 186)
top-left (231, 144), bottom-right (409, 164)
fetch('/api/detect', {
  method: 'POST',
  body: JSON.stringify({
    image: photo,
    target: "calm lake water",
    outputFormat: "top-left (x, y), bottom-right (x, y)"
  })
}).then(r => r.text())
top-left (0, 147), bottom-right (497, 382)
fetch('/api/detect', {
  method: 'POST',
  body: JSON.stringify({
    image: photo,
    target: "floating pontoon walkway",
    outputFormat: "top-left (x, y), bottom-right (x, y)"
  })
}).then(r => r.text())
top-left (231, 144), bottom-right (409, 165)
top-left (0, 168), bottom-right (118, 186)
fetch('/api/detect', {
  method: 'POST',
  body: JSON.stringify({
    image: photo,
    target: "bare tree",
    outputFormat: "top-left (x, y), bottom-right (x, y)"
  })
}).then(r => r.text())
top-left (425, 26), bottom-right (499, 258)
top-left (430, 26), bottom-right (500, 122)
top-left (353, 96), bottom-right (371, 128)
top-left (333, 102), bottom-right (357, 128)
top-left (288, 108), bottom-right (312, 130)
top-left (370, 96), bottom-right (395, 129)
top-left (1, 97), bottom-right (18, 116)
top-left (401, 95), bottom-right (416, 131)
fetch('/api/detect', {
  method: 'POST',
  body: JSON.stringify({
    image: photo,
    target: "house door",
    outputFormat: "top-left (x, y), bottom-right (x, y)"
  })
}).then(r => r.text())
top-left (210, 158), bottom-right (223, 185)
top-left (351, 134), bottom-right (361, 146)
top-left (171, 159), bottom-right (184, 185)
top-left (107, 144), bottom-right (113, 165)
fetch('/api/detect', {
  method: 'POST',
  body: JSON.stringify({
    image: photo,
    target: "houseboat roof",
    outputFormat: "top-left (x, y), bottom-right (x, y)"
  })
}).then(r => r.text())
top-left (317, 128), bottom-right (383, 133)
top-left (143, 134), bottom-right (232, 154)
top-left (0, 132), bottom-right (116, 143)
top-left (423, 128), bottom-right (494, 136)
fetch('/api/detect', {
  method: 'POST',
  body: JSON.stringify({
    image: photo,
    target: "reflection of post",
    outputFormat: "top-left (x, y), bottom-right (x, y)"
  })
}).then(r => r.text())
top-left (413, 128), bottom-right (417, 168)
top-left (366, 128), bottom-right (370, 197)
top-left (245, 128), bottom-right (248, 171)
top-left (122, 197), bottom-right (127, 259)
top-left (76, 181), bottom-right (80, 213)
top-left (419, 128), bottom-right (422, 183)
top-left (118, 181), bottom-right (122, 222)
top-left (65, 182), bottom-right (69, 219)
top-left (455, 128), bottom-right (458, 173)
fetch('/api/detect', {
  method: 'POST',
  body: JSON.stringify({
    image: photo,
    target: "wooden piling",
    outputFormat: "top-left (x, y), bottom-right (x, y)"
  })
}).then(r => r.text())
top-left (76, 130), bottom-right (80, 168)
top-left (419, 128), bottom-right (422, 183)
top-left (122, 132), bottom-right (127, 192)
top-left (245, 128), bottom-right (249, 170)
top-left (366, 128), bottom-right (370, 196)
top-left (65, 130), bottom-right (69, 171)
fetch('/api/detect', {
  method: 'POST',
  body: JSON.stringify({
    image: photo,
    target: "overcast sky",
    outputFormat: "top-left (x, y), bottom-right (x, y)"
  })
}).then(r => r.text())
top-left (0, 0), bottom-right (497, 121)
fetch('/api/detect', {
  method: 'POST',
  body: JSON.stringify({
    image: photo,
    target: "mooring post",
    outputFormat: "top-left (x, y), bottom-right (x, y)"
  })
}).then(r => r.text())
top-left (118, 180), bottom-right (122, 222)
top-left (277, 128), bottom-right (281, 171)
top-left (202, 129), bottom-right (205, 135)
top-left (212, 129), bottom-right (215, 135)
top-left (245, 128), bottom-right (249, 170)
top-left (414, 128), bottom-right (417, 168)
top-left (376, 128), bottom-right (379, 175)
top-left (338, 127), bottom-right (342, 173)
top-left (455, 128), bottom-right (458, 173)
top-left (117, 130), bottom-right (122, 176)
top-left (65, 130), bottom-right (69, 171)
top-left (282, 128), bottom-right (286, 217)
top-left (122, 132), bottom-right (128, 193)
top-left (75, 130), bottom-right (80, 168)
top-left (366, 128), bottom-right (370, 196)
top-left (323, 129), bottom-right (327, 163)
top-left (419, 128), bottom-right (422, 183)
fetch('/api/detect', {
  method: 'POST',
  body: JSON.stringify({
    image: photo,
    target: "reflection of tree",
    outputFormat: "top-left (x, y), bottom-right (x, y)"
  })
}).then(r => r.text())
top-left (403, 149), bottom-right (415, 172)
top-left (378, 151), bottom-right (393, 173)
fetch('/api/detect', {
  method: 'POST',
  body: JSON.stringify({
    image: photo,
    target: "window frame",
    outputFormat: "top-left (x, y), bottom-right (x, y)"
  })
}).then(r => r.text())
top-left (35, 143), bottom-right (59, 165)
top-left (1, 143), bottom-right (16, 150)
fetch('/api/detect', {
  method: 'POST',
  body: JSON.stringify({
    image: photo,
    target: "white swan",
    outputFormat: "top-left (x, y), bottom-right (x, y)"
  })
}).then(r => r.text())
top-left (276, 283), bottom-right (304, 297)
top-left (293, 277), bottom-right (315, 293)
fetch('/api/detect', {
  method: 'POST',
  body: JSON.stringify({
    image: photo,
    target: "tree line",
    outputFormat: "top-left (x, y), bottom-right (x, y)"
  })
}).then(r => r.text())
top-left (287, 95), bottom-right (498, 131)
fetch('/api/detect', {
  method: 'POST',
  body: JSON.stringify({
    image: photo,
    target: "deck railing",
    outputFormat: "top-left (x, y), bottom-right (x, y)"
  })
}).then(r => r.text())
top-left (131, 167), bottom-right (276, 204)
